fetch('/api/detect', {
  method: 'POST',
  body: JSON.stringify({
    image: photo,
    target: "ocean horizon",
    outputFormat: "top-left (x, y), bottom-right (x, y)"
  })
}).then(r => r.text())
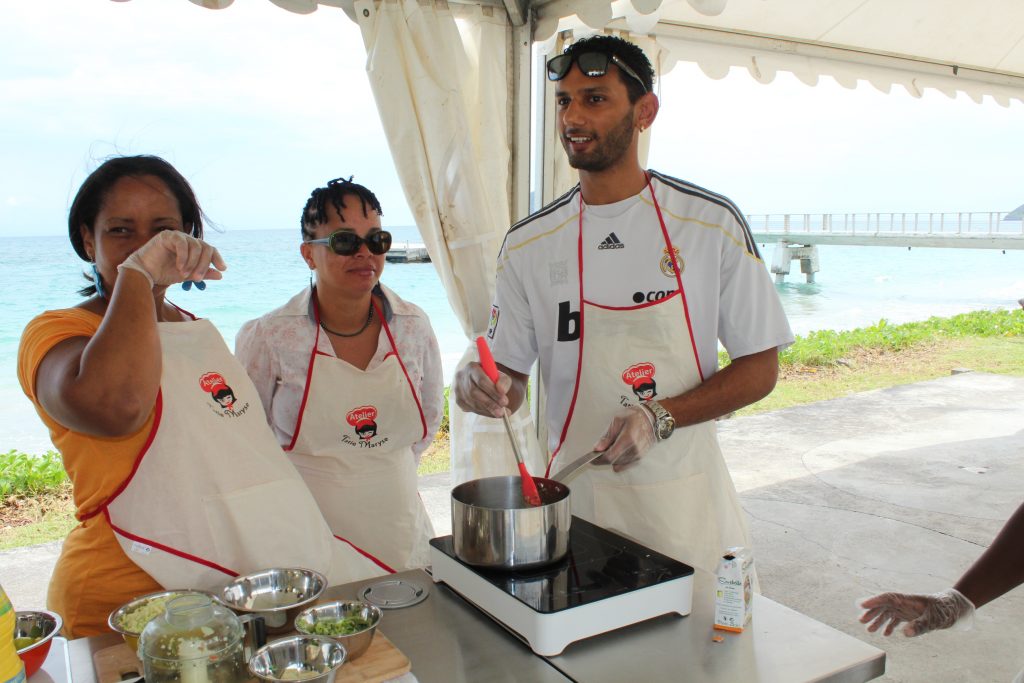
top-left (2, 227), bottom-right (1022, 455)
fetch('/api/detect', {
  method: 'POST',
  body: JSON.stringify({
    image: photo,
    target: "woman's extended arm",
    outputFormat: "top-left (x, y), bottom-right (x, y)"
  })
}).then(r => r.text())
top-left (36, 231), bottom-right (224, 437)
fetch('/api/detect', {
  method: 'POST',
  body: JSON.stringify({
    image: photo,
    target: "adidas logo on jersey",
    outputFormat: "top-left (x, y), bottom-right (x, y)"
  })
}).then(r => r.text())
top-left (597, 232), bottom-right (624, 250)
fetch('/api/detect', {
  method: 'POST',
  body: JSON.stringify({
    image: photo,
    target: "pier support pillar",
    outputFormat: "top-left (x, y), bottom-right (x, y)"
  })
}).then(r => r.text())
top-left (771, 242), bottom-right (820, 284)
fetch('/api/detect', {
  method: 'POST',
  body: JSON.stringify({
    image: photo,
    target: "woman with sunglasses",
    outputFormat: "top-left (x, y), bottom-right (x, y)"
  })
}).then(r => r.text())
top-left (17, 157), bottom-right (383, 637)
top-left (236, 177), bottom-right (443, 573)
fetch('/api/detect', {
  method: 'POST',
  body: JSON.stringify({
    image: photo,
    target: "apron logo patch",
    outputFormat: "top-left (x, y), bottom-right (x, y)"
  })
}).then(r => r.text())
top-left (622, 362), bottom-right (657, 402)
top-left (198, 371), bottom-right (250, 418)
top-left (660, 246), bottom-right (683, 277)
top-left (129, 541), bottom-right (154, 555)
top-left (487, 305), bottom-right (500, 339)
top-left (343, 405), bottom-right (389, 448)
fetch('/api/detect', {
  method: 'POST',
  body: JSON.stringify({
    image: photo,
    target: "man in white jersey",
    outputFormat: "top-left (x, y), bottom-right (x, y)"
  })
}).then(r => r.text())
top-left (454, 35), bottom-right (794, 574)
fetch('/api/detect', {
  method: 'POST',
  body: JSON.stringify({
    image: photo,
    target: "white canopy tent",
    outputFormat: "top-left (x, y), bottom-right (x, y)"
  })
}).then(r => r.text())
top-left (136, 0), bottom-right (1024, 481)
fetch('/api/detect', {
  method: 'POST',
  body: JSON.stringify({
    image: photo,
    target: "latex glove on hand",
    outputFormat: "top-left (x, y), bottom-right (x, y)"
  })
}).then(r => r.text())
top-left (591, 405), bottom-right (657, 473)
top-left (859, 588), bottom-right (975, 637)
top-left (453, 361), bottom-right (512, 419)
top-left (118, 230), bottom-right (227, 288)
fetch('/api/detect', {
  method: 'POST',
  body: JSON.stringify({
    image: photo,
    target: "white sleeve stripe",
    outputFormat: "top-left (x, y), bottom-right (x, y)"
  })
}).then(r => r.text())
top-left (650, 171), bottom-right (762, 260)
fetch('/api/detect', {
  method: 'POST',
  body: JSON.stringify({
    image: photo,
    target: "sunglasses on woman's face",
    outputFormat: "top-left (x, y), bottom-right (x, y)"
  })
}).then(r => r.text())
top-left (546, 51), bottom-right (648, 94)
top-left (308, 229), bottom-right (392, 256)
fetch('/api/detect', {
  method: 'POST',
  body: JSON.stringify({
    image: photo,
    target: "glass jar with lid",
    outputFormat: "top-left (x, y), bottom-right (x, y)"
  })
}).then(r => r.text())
top-left (140, 592), bottom-right (264, 683)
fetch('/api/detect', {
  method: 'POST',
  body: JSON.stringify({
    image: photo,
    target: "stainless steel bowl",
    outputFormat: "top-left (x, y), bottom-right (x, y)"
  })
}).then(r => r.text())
top-left (451, 475), bottom-right (571, 570)
top-left (109, 589), bottom-right (218, 653)
top-left (219, 568), bottom-right (326, 633)
top-left (249, 635), bottom-right (346, 683)
top-left (294, 601), bottom-right (382, 660)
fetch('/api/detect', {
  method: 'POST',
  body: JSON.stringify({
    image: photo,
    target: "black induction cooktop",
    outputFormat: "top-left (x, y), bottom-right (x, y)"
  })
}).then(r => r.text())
top-left (429, 517), bottom-right (693, 614)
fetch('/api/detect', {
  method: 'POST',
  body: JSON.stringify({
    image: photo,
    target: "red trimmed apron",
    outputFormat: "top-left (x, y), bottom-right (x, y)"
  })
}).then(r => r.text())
top-left (96, 318), bottom-right (384, 590)
top-left (545, 183), bottom-right (751, 574)
top-left (285, 297), bottom-right (433, 572)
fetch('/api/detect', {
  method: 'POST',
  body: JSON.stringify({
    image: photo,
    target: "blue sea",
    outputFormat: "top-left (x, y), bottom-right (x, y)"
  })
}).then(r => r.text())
top-left (2, 227), bottom-right (1022, 454)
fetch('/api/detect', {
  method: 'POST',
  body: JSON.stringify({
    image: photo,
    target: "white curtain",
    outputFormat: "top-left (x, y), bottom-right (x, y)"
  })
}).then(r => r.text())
top-left (353, 0), bottom-right (543, 484)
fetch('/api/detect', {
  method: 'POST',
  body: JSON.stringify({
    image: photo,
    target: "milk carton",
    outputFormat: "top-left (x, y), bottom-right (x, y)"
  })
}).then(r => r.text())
top-left (714, 546), bottom-right (753, 632)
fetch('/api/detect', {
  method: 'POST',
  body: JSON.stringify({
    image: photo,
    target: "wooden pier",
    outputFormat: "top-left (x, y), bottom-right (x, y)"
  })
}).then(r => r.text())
top-left (386, 242), bottom-right (431, 263)
top-left (745, 212), bottom-right (1024, 282)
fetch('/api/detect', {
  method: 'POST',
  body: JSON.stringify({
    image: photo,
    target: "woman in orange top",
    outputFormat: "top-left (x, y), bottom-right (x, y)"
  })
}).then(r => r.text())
top-left (18, 156), bottom-right (384, 639)
top-left (16, 156), bottom-right (225, 637)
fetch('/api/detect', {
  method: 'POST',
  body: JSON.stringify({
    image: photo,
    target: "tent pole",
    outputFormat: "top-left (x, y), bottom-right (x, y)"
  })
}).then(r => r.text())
top-left (510, 21), bottom-right (532, 224)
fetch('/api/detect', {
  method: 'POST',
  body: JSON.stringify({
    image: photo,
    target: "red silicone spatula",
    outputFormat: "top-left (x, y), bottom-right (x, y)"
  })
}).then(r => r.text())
top-left (475, 336), bottom-right (542, 507)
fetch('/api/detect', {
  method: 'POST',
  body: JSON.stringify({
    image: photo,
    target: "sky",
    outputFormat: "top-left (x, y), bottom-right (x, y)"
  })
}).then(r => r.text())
top-left (2, 0), bottom-right (1024, 239)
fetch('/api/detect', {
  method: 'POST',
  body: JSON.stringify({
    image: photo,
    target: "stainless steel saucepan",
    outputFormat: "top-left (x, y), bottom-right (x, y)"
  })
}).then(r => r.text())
top-left (451, 475), bottom-right (571, 570)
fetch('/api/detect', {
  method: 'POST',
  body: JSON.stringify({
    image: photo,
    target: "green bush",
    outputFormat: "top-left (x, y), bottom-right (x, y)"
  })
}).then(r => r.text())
top-left (718, 309), bottom-right (1024, 369)
top-left (438, 386), bottom-right (450, 436)
top-left (0, 450), bottom-right (68, 497)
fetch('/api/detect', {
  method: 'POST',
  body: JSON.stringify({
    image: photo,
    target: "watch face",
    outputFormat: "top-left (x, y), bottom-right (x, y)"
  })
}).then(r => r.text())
top-left (658, 419), bottom-right (674, 440)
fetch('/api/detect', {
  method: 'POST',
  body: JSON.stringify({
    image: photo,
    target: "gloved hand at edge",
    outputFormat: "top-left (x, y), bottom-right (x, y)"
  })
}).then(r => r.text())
top-left (859, 588), bottom-right (975, 637)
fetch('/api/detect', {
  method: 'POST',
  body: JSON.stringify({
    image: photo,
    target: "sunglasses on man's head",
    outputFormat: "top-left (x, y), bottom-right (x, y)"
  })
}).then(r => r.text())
top-left (308, 229), bottom-right (392, 256)
top-left (546, 51), bottom-right (648, 94)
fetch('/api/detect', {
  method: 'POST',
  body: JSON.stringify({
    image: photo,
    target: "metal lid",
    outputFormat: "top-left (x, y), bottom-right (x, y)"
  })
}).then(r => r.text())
top-left (358, 579), bottom-right (429, 609)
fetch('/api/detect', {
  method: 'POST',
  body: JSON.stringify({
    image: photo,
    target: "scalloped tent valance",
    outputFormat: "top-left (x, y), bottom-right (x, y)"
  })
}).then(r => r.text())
top-left (132, 0), bottom-right (1024, 479)
top-left (158, 0), bottom-right (1024, 105)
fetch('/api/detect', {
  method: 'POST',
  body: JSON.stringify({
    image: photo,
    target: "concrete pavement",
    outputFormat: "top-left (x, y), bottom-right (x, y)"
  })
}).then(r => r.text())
top-left (2, 371), bottom-right (1022, 682)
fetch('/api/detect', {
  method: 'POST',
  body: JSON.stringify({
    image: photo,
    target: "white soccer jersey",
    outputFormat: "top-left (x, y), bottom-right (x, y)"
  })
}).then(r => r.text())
top-left (488, 171), bottom-right (794, 451)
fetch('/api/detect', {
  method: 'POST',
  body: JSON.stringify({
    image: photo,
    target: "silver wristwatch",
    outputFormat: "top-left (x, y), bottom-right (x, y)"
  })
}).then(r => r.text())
top-left (645, 400), bottom-right (675, 441)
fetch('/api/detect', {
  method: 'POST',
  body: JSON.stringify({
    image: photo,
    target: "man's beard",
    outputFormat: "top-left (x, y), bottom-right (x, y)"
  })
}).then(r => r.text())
top-left (563, 109), bottom-right (635, 172)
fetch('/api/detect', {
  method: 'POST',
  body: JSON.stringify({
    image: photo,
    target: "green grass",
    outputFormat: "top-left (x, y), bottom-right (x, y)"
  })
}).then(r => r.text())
top-left (417, 434), bottom-right (451, 475)
top-left (0, 500), bottom-right (76, 551)
top-left (718, 308), bottom-right (1024, 369)
top-left (740, 330), bottom-right (1024, 416)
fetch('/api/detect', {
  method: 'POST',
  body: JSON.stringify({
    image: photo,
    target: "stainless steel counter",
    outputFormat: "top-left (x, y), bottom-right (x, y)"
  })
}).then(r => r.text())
top-left (69, 567), bottom-right (884, 682)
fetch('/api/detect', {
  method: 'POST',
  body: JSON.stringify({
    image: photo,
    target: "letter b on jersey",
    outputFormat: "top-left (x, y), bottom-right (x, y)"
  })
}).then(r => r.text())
top-left (557, 301), bottom-right (580, 342)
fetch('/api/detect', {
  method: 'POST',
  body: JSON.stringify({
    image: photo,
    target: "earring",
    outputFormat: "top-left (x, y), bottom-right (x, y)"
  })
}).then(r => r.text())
top-left (90, 263), bottom-right (108, 299)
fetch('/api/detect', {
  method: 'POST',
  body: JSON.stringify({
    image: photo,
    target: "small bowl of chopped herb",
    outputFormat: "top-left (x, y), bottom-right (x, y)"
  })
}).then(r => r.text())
top-left (294, 601), bottom-right (382, 660)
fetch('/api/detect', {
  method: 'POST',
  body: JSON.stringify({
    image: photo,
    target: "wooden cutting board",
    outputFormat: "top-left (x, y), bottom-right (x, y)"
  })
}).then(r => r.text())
top-left (336, 633), bottom-right (411, 683)
top-left (93, 632), bottom-right (411, 683)
top-left (92, 643), bottom-right (142, 683)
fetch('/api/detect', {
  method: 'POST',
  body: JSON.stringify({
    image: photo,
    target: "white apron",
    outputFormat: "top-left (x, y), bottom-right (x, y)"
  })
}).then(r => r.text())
top-left (544, 184), bottom-right (751, 575)
top-left (93, 317), bottom-right (385, 590)
top-left (285, 295), bottom-right (434, 572)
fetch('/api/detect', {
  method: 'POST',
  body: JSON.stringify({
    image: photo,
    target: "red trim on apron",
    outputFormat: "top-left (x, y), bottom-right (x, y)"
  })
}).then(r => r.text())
top-left (290, 288), bottom-right (427, 450)
top-left (583, 290), bottom-right (682, 312)
top-left (167, 302), bottom-right (198, 321)
top-left (105, 508), bottom-right (238, 577)
top-left (546, 176), bottom-right (696, 474)
top-left (80, 391), bottom-right (164, 522)
top-left (374, 298), bottom-right (428, 440)
top-left (546, 195), bottom-right (589, 472)
top-left (332, 534), bottom-right (396, 574)
top-left (649, 182), bottom-right (703, 382)
top-left (285, 324), bottom-right (323, 453)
